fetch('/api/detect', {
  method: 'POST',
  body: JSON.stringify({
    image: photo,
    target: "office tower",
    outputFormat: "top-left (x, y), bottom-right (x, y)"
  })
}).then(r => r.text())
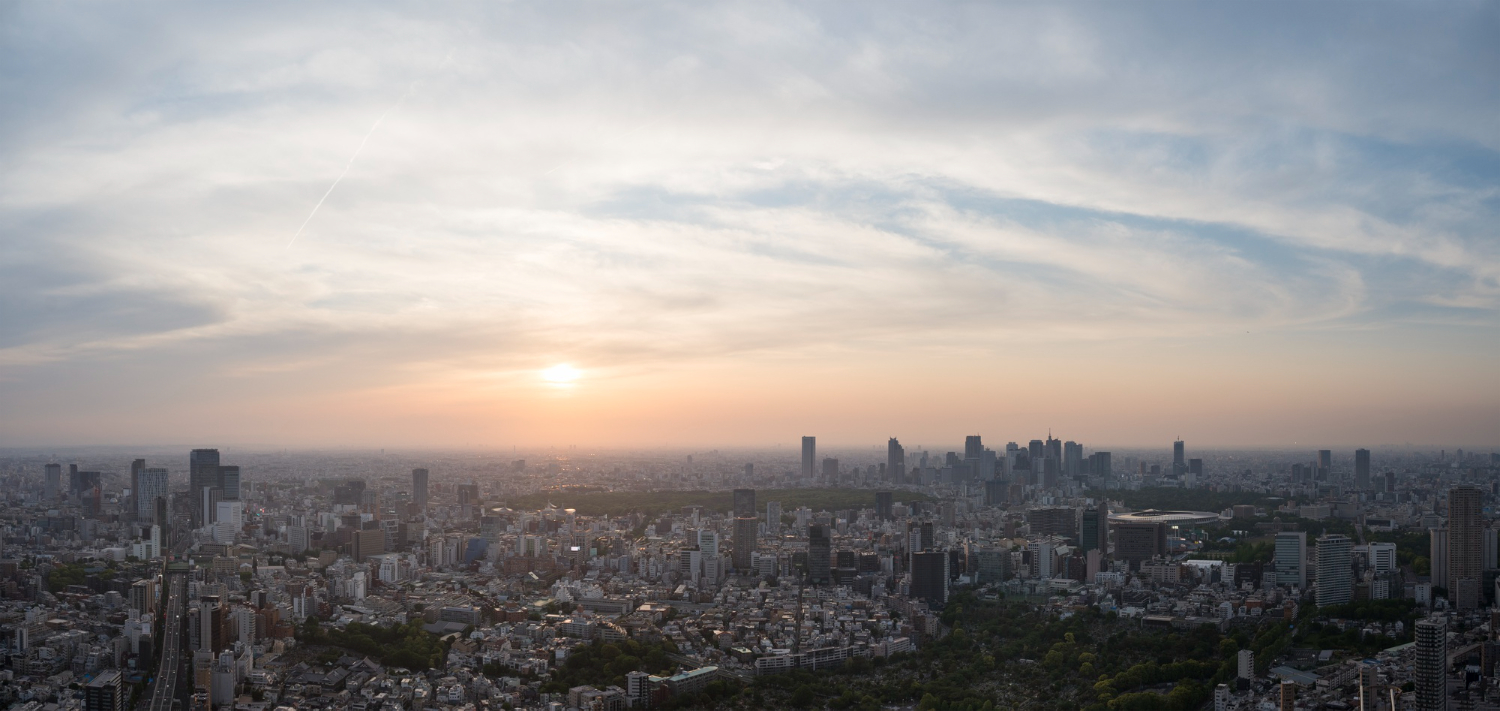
top-left (801, 436), bottom-right (816, 479)
top-left (876, 492), bottom-right (893, 521)
top-left (964, 435), bottom-right (983, 460)
top-left (907, 520), bottom-right (934, 551)
top-left (354, 528), bottom-right (385, 562)
top-left (189, 449), bottom-right (221, 527)
top-left (218, 465), bottom-right (241, 501)
top-left (766, 500), bottom-right (782, 529)
top-left (1369, 542), bottom-right (1397, 574)
top-left (1095, 451), bottom-right (1112, 486)
top-left (1114, 521), bottom-right (1166, 568)
top-left (129, 458), bottom-right (145, 514)
top-left (1414, 617), bottom-right (1448, 711)
top-left (984, 480), bottom-right (1006, 507)
top-left (887, 438), bottom-right (905, 484)
top-left (1063, 441), bottom-right (1083, 476)
top-left (412, 468), bottom-right (429, 510)
top-left (1385, 471), bottom-right (1397, 493)
top-left (1449, 486), bottom-right (1483, 610)
top-left (1317, 449), bottom-right (1332, 469)
top-left (43, 463), bottom-right (61, 500)
top-left (456, 482), bottom-right (478, 505)
top-left (821, 457), bottom-right (839, 482)
top-left (909, 551), bottom-right (949, 605)
top-left (1029, 506), bottom-right (1078, 540)
top-left (84, 669), bottom-right (123, 711)
top-left (1355, 448), bottom-right (1371, 489)
top-left (1081, 506), bottom-right (1108, 553)
top-left (137, 468), bottom-right (168, 521)
top-left (335, 479), bottom-right (367, 506)
top-left (1275, 531), bottom-right (1307, 589)
top-left (1028, 439), bottom-right (1044, 462)
top-left (1316, 533), bottom-right (1353, 607)
top-left (1173, 439), bottom-right (1186, 477)
top-left (1430, 527), bottom-right (1449, 594)
top-left (1188, 458), bottom-right (1203, 480)
top-left (733, 488), bottom-right (756, 517)
top-left (807, 524), bottom-right (831, 585)
top-left (733, 516), bottom-right (757, 571)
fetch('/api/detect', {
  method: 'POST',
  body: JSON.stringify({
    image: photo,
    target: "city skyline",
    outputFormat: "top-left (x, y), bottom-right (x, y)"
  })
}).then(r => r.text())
top-left (3, 4), bottom-right (1497, 448)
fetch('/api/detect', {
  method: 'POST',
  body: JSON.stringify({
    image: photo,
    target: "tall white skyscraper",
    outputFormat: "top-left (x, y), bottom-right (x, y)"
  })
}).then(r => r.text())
top-left (1316, 533), bottom-right (1353, 607)
top-left (1274, 531), bottom-right (1307, 589)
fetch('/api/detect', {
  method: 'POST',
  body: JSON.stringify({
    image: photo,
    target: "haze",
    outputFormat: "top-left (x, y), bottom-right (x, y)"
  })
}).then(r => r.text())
top-left (1, 3), bottom-right (1497, 448)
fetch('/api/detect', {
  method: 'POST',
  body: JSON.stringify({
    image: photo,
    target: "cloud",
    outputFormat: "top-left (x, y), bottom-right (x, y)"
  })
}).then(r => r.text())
top-left (0, 2), bottom-right (1496, 445)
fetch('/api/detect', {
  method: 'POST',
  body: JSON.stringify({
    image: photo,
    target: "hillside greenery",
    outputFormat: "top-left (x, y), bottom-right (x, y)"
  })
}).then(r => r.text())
top-left (296, 618), bottom-right (449, 671)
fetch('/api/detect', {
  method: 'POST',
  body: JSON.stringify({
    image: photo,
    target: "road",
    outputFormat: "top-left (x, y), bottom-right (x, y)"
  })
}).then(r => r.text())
top-left (143, 571), bottom-right (185, 711)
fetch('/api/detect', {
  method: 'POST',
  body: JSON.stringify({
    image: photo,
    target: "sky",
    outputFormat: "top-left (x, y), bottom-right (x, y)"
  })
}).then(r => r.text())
top-left (1, 2), bottom-right (1497, 449)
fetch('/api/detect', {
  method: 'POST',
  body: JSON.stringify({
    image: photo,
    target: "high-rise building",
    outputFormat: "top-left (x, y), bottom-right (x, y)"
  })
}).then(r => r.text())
top-left (1317, 449), bottom-right (1332, 469)
top-left (218, 465), bottom-right (241, 501)
top-left (964, 435), bottom-right (983, 460)
top-left (766, 501), bottom-right (782, 529)
top-left (733, 488), bottom-right (756, 517)
top-left (984, 480), bottom-right (1006, 507)
top-left (43, 463), bottom-right (61, 500)
top-left (137, 468), bottom-right (168, 521)
top-left (1430, 527), bottom-right (1449, 595)
top-left (821, 457), bottom-right (839, 481)
top-left (1449, 486), bottom-right (1483, 610)
top-left (1369, 542), bottom-right (1397, 574)
top-left (1094, 451), bottom-right (1112, 486)
top-left (801, 437), bottom-right (816, 479)
top-left (1063, 441), bottom-right (1083, 477)
top-left (412, 468), bottom-right (429, 510)
top-left (887, 438), bottom-right (905, 485)
top-left (129, 459), bottom-right (146, 515)
top-left (807, 524), bottom-right (831, 585)
top-left (354, 528), bottom-right (385, 562)
top-left (910, 551), bottom-right (949, 605)
top-left (189, 449), bottom-right (221, 527)
top-left (1113, 521), bottom-right (1166, 568)
top-left (1172, 439), bottom-right (1186, 477)
top-left (1316, 533), bottom-right (1353, 607)
top-left (1237, 648), bottom-right (1254, 680)
top-left (1355, 448), bottom-right (1371, 489)
top-left (1081, 506), bottom-right (1108, 554)
top-left (1414, 617), bottom-right (1448, 711)
top-left (1279, 680), bottom-right (1296, 711)
top-left (1275, 531), bottom-right (1307, 589)
top-left (84, 669), bottom-right (123, 711)
top-left (1029, 506), bottom-right (1078, 541)
top-left (875, 492), bottom-right (893, 521)
top-left (733, 516), bottom-right (757, 571)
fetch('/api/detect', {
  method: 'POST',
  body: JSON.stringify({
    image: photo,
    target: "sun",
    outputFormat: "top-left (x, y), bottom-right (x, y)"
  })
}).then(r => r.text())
top-left (541, 363), bottom-right (581, 386)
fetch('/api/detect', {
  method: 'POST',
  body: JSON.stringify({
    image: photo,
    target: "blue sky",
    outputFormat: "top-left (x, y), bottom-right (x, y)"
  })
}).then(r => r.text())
top-left (0, 2), bottom-right (1496, 447)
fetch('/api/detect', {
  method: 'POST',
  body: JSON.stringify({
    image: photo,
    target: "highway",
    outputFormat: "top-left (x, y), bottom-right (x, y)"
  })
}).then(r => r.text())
top-left (144, 571), bottom-right (185, 711)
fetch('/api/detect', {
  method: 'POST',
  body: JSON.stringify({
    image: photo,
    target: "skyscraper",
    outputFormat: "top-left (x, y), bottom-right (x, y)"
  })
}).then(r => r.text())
top-left (887, 438), bottom-right (905, 485)
top-left (732, 516), bottom-right (757, 571)
top-left (129, 458), bottom-right (146, 515)
top-left (137, 467), bottom-right (168, 521)
top-left (821, 457), bottom-right (838, 482)
top-left (875, 491), bottom-right (893, 521)
top-left (1172, 439), bottom-right (1186, 477)
top-left (1275, 531), bottom-right (1307, 589)
top-left (1449, 485), bottom-right (1483, 610)
top-left (189, 449), bottom-right (221, 527)
top-left (43, 463), bottom-right (60, 500)
top-left (1414, 617), bottom-right (1448, 711)
top-left (412, 468), bottom-right (429, 510)
top-left (766, 501), bottom-right (782, 530)
top-left (909, 551), bottom-right (949, 605)
top-left (1063, 441), bottom-right (1083, 476)
top-left (1094, 451), bottom-right (1112, 486)
top-left (807, 524), bottom-right (831, 585)
top-left (219, 465), bottom-right (241, 501)
top-left (1317, 449), bottom-right (1332, 477)
top-left (1081, 506), bottom-right (1108, 554)
top-left (964, 435), bottom-right (983, 460)
top-left (733, 488), bottom-right (756, 518)
top-left (1316, 533), bottom-right (1353, 607)
top-left (1355, 448), bottom-right (1371, 490)
top-left (800, 436), bottom-right (816, 479)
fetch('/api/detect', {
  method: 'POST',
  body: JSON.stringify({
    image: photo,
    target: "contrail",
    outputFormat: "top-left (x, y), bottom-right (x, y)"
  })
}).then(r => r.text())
top-left (286, 51), bottom-right (453, 250)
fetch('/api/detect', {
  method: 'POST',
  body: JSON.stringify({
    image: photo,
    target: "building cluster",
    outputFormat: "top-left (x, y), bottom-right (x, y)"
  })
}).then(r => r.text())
top-left (0, 439), bottom-right (1493, 709)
